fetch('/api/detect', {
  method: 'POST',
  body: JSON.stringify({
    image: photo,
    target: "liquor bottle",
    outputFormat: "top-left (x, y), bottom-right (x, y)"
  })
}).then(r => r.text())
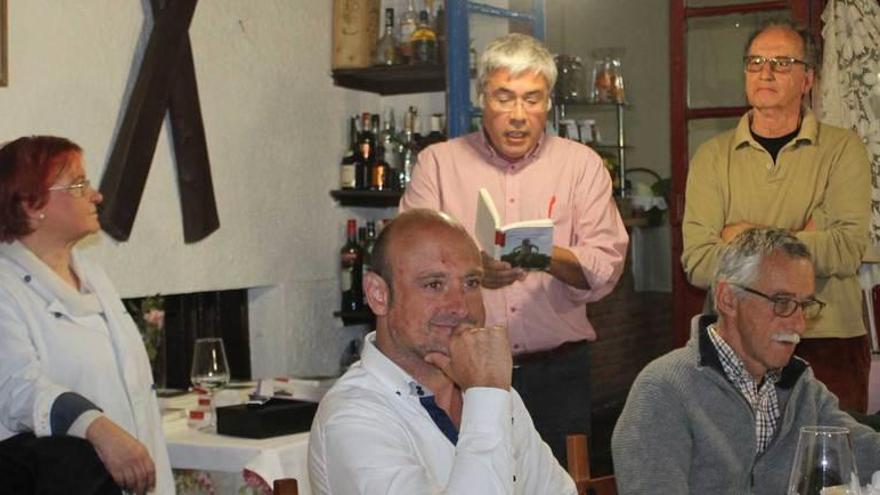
top-left (340, 220), bottom-right (365, 313)
top-left (357, 227), bottom-right (367, 308)
top-left (357, 112), bottom-right (375, 190)
top-left (410, 10), bottom-right (437, 65)
top-left (421, 113), bottom-right (446, 148)
top-left (379, 109), bottom-right (400, 190)
top-left (371, 143), bottom-right (390, 191)
top-left (413, 107), bottom-right (425, 151)
top-left (374, 8), bottom-right (401, 66)
top-left (398, 0), bottom-right (419, 63)
top-left (379, 108), bottom-right (398, 165)
top-left (361, 221), bottom-right (378, 296)
top-left (369, 113), bottom-right (382, 186)
top-left (399, 109), bottom-right (419, 188)
top-left (434, 2), bottom-right (446, 65)
top-left (340, 115), bottom-right (358, 189)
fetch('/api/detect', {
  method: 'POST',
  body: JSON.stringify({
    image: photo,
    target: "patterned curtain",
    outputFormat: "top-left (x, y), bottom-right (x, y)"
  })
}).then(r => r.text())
top-left (819, 0), bottom-right (880, 246)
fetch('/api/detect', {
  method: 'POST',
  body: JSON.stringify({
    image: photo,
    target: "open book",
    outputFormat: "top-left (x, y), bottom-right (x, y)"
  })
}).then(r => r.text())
top-left (474, 188), bottom-right (554, 270)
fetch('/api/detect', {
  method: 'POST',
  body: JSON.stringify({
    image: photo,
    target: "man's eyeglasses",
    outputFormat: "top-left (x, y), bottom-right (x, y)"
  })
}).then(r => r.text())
top-left (733, 284), bottom-right (825, 319)
top-left (485, 91), bottom-right (549, 113)
top-left (743, 55), bottom-right (810, 74)
top-left (48, 179), bottom-right (91, 198)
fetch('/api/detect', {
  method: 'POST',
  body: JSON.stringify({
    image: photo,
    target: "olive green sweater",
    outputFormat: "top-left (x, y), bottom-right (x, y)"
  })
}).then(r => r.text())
top-left (682, 110), bottom-right (870, 338)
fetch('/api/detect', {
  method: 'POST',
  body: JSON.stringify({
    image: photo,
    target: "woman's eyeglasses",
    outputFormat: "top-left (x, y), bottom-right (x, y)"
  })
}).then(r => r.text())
top-left (48, 179), bottom-right (91, 198)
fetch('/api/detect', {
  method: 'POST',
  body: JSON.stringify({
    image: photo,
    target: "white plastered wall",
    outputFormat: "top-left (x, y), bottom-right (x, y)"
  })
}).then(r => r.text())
top-left (0, 0), bottom-right (390, 378)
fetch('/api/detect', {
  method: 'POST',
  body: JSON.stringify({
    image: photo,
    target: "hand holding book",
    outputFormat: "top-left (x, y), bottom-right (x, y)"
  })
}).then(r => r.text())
top-left (480, 251), bottom-right (527, 289)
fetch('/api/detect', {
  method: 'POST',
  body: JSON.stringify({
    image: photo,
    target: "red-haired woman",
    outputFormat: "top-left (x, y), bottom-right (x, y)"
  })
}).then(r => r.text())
top-left (0, 136), bottom-right (173, 494)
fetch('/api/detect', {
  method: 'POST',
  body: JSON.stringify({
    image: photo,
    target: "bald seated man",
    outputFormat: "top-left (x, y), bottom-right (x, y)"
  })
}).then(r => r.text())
top-left (308, 209), bottom-right (575, 495)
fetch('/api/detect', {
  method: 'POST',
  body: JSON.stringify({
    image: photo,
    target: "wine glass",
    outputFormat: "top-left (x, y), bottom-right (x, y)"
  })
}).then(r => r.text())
top-left (787, 426), bottom-right (862, 495)
top-left (190, 337), bottom-right (230, 430)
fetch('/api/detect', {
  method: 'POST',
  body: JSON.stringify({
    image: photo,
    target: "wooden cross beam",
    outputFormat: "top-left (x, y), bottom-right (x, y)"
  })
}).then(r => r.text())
top-left (99, 0), bottom-right (219, 243)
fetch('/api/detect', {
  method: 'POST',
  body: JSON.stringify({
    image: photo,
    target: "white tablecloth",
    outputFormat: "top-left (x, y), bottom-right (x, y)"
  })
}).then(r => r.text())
top-left (163, 406), bottom-right (311, 494)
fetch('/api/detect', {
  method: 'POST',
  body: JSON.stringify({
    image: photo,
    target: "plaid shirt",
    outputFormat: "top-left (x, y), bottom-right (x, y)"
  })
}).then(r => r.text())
top-left (707, 325), bottom-right (782, 454)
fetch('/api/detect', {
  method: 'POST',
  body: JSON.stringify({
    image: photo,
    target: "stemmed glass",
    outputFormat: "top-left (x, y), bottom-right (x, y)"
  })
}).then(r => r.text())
top-left (787, 426), bottom-right (862, 495)
top-left (190, 337), bottom-right (230, 430)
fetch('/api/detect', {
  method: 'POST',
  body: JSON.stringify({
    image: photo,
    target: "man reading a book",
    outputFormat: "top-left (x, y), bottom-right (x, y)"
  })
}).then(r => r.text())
top-left (399, 33), bottom-right (629, 464)
top-left (308, 209), bottom-right (575, 495)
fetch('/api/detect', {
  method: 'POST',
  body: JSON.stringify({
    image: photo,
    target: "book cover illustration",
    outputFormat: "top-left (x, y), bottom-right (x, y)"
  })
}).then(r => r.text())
top-left (499, 229), bottom-right (553, 270)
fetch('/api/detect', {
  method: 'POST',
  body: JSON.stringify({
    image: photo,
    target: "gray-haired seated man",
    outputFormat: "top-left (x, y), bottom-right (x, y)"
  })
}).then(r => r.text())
top-left (612, 227), bottom-right (880, 494)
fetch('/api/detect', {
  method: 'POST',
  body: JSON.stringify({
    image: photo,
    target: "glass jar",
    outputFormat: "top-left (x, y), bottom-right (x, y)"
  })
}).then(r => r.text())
top-left (554, 54), bottom-right (588, 103)
top-left (591, 48), bottom-right (626, 103)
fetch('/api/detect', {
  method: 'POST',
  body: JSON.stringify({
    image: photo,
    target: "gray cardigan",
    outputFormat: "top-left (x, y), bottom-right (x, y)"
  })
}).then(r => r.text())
top-left (612, 315), bottom-right (880, 495)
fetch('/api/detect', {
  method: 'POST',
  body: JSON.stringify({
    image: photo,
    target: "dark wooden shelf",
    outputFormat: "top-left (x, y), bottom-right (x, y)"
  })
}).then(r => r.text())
top-left (333, 309), bottom-right (375, 327)
top-left (332, 65), bottom-right (445, 95)
top-left (330, 189), bottom-right (403, 208)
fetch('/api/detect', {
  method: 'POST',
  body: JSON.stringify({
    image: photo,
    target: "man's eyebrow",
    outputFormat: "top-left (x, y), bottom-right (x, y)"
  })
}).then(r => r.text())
top-left (769, 291), bottom-right (816, 300)
top-left (768, 291), bottom-right (795, 297)
top-left (416, 271), bottom-right (448, 280)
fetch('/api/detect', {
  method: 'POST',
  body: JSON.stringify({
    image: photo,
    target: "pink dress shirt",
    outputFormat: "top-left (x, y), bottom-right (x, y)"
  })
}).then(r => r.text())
top-left (400, 130), bottom-right (628, 353)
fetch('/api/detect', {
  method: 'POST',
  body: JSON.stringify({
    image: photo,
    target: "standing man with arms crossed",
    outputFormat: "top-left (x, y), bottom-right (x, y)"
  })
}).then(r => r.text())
top-left (308, 209), bottom-right (575, 495)
top-left (681, 22), bottom-right (871, 411)
top-left (400, 33), bottom-right (628, 463)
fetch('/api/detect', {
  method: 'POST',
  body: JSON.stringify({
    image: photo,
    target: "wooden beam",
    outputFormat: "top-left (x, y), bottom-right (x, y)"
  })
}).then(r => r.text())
top-left (99, 0), bottom-right (198, 241)
top-left (152, 0), bottom-right (220, 243)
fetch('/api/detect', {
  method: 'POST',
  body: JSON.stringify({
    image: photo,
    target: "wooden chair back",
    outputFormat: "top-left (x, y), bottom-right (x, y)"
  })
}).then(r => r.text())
top-left (273, 478), bottom-right (299, 495)
top-left (566, 434), bottom-right (617, 495)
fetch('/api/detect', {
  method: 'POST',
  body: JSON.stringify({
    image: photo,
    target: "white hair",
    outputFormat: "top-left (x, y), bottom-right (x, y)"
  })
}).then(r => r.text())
top-left (712, 227), bottom-right (811, 307)
top-left (478, 33), bottom-right (557, 107)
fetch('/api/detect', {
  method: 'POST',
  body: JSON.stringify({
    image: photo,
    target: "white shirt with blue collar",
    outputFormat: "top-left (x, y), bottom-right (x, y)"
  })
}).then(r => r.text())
top-left (308, 331), bottom-right (574, 495)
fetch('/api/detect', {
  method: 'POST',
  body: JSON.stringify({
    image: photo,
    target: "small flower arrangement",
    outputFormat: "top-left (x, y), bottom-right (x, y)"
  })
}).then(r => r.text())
top-left (174, 469), bottom-right (216, 495)
top-left (128, 295), bottom-right (165, 363)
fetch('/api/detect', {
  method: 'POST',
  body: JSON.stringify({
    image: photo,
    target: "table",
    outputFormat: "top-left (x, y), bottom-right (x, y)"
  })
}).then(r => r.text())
top-left (163, 406), bottom-right (312, 495)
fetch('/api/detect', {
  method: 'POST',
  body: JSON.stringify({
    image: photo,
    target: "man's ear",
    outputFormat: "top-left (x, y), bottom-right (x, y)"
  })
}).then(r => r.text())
top-left (715, 281), bottom-right (740, 317)
top-left (802, 67), bottom-right (815, 97)
top-left (364, 271), bottom-right (391, 316)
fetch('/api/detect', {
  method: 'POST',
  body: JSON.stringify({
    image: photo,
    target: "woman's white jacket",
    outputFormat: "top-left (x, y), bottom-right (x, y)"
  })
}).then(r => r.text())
top-left (0, 241), bottom-right (174, 494)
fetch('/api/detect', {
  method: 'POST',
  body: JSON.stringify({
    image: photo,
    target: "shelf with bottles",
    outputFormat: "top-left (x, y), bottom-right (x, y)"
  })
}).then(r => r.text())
top-left (332, 0), bottom-right (445, 96)
top-left (338, 218), bottom-right (382, 327)
top-left (332, 108), bottom-right (446, 208)
top-left (553, 100), bottom-right (629, 198)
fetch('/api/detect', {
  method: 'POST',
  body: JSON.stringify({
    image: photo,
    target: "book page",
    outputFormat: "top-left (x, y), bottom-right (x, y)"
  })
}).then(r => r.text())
top-left (475, 188), bottom-right (501, 256)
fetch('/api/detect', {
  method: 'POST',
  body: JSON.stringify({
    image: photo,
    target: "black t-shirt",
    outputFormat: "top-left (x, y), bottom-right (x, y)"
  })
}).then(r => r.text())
top-left (751, 126), bottom-right (800, 163)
